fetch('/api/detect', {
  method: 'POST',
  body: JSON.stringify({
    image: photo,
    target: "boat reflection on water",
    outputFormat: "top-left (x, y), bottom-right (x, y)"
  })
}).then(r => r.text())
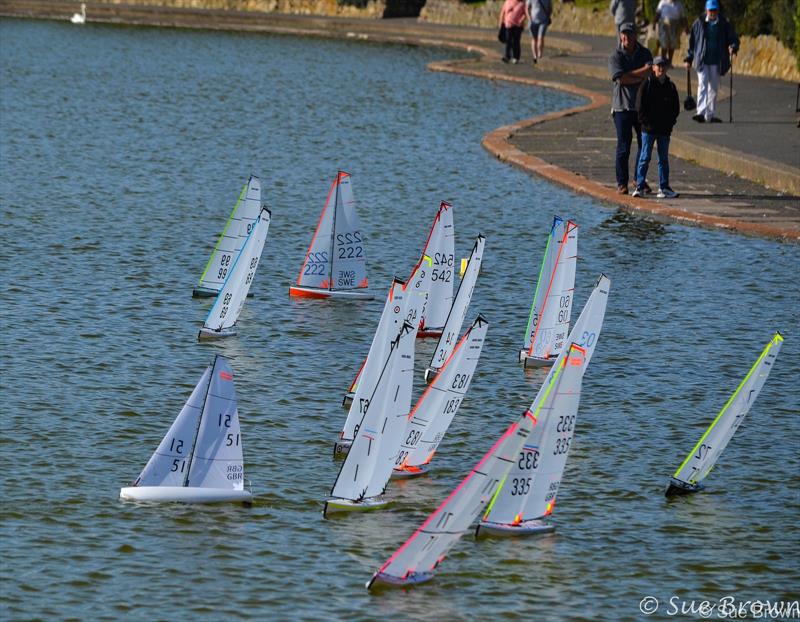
top-left (600, 209), bottom-right (669, 241)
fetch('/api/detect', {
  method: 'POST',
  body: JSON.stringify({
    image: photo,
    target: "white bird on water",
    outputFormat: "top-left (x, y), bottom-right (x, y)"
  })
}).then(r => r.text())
top-left (71, 3), bottom-right (86, 24)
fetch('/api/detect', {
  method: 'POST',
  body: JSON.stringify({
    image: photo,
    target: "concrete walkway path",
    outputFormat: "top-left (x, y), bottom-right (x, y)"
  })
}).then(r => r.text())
top-left (3, 3), bottom-right (798, 239)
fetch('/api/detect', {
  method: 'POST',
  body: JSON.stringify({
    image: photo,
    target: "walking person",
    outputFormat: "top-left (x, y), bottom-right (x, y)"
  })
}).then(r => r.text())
top-left (655, 0), bottom-right (687, 64)
top-left (499, 0), bottom-right (527, 64)
top-left (609, 0), bottom-right (636, 33)
top-left (684, 0), bottom-right (739, 123)
top-left (608, 22), bottom-right (653, 195)
top-left (526, 0), bottom-right (552, 64)
top-left (632, 56), bottom-right (680, 199)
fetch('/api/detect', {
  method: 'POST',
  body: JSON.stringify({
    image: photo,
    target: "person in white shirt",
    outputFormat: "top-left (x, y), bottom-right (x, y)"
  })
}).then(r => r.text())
top-left (656, 0), bottom-right (687, 64)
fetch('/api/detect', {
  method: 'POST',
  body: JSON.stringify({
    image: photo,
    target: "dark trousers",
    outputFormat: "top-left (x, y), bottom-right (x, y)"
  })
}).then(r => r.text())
top-left (613, 110), bottom-right (642, 188)
top-left (505, 26), bottom-right (523, 61)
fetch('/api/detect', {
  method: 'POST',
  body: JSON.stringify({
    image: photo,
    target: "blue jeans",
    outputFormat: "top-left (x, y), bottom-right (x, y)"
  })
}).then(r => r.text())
top-left (636, 132), bottom-right (670, 189)
top-left (613, 110), bottom-right (642, 188)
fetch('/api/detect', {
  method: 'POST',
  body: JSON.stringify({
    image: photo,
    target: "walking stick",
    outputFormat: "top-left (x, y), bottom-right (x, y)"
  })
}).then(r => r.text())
top-left (729, 54), bottom-right (734, 123)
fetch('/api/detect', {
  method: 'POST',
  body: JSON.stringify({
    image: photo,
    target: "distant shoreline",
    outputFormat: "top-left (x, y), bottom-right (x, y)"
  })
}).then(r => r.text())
top-left (4, 1), bottom-right (797, 241)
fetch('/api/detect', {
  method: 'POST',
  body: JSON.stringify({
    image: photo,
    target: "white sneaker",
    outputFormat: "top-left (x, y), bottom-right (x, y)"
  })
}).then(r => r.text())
top-left (511, 58), bottom-right (518, 64)
top-left (657, 187), bottom-right (678, 198)
top-left (631, 187), bottom-right (642, 197)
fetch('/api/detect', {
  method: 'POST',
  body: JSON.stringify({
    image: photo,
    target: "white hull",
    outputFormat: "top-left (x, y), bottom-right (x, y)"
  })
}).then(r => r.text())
top-left (119, 486), bottom-right (252, 504)
top-left (518, 349), bottom-right (557, 368)
top-left (323, 496), bottom-right (388, 516)
top-left (289, 285), bottom-right (374, 300)
top-left (198, 326), bottom-right (238, 340)
top-left (476, 518), bottom-right (555, 537)
top-left (391, 464), bottom-right (430, 479)
top-left (367, 570), bottom-right (435, 590)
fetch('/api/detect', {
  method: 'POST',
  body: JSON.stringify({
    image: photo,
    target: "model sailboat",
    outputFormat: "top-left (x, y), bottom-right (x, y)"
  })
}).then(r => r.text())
top-left (665, 332), bottom-right (783, 497)
top-left (425, 235), bottom-right (485, 383)
top-left (193, 176), bottom-right (263, 298)
top-left (339, 255), bottom-right (432, 415)
top-left (120, 355), bottom-right (252, 504)
top-left (393, 315), bottom-right (489, 479)
top-left (198, 207), bottom-right (271, 340)
top-left (478, 275), bottom-right (609, 536)
top-left (520, 216), bottom-right (577, 368)
top-left (325, 323), bottom-right (416, 516)
top-left (416, 201), bottom-right (455, 338)
top-left (367, 276), bottom-right (608, 589)
top-left (289, 171), bottom-right (372, 300)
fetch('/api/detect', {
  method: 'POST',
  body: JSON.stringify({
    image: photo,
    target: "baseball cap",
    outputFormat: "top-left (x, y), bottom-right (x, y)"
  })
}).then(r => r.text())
top-left (706, 0), bottom-right (719, 10)
top-left (653, 55), bottom-right (669, 65)
top-left (619, 22), bottom-right (636, 34)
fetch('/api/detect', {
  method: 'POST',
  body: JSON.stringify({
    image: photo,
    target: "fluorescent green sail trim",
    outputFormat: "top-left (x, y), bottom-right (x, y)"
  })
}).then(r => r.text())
top-left (482, 356), bottom-right (566, 521)
top-left (524, 228), bottom-right (554, 344)
top-left (672, 332), bottom-right (784, 480)
top-left (197, 183), bottom-right (247, 286)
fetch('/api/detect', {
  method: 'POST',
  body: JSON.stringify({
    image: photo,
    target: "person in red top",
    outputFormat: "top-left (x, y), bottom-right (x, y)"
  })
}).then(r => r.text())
top-left (499, 0), bottom-right (527, 64)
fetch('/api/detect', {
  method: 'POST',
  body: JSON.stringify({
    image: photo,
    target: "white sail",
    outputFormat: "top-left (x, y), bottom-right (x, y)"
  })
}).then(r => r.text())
top-left (341, 278), bottom-right (407, 442)
top-left (134, 365), bottom-right (212, 487)
top-left (669, 332), bottom-right (784, 493)
top-left (186, 357), bottom-right (244, 490)
top-left (367, 293), bottom-right (605, 589)
top-left (122, 356), bottom-right (252, 504)
top-left (482, 274), bottom-right (610, 528)
top-left (402, 254), bottom-right (434, 337)
top-left (396, 315), bottom-right (489, 474)
top-left (340, 256), bottom-right (432, 430)
top-left (522, 217), bottom-right (578, 363)
top-left (199, 207), bottom-right (271, 339)
top-left (194, 176), bottom-right (262, 297)
top-left (418, 201), bottom-right (455, 334)
top-left (329, 323), bottom-right (416, 508)
top-left (427, 235), bottom-right (485, 379)
top-left (290, 171), bottom-right (371, 298)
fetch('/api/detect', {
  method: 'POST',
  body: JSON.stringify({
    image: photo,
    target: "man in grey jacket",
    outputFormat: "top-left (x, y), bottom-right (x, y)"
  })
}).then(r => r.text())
top-left (608, 22), bottom-right (653, 194)
top-left (610, 0), bottom-right (636, 32)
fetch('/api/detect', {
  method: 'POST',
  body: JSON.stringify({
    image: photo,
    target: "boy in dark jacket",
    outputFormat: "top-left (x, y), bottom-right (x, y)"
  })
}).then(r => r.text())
top-left (633, 56), bottom-right (680, 198)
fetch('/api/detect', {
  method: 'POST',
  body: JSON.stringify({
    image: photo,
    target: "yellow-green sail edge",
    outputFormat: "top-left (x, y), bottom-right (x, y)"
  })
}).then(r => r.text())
top-left (523, 219), bottom-right (556, 344)
top-left (196, 183), bottom-right (248, 287)
top-left (481, 355), bottom-right (566, 522)
top-left (672, 332), bottom-right (784, 482)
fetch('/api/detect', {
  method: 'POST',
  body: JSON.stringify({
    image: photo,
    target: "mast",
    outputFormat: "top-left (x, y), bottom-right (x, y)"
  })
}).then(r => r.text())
top-left (183, 356), bottom-right (218, 487)
top-left (328, 172), bottom-right (341, 291)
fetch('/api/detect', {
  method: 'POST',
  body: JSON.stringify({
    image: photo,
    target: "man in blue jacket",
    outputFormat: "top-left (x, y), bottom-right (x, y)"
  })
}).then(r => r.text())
top-left (684, 0), bottom-right (739, 123)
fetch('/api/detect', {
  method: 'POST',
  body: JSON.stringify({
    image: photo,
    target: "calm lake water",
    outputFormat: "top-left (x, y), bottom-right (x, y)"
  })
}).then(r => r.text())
top-left (1, 18), bottom-right (798, 621)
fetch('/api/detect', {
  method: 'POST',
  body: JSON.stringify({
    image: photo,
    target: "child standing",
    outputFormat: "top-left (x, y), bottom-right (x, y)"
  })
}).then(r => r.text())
top-left (633, 56), bottom-right (680, 198)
